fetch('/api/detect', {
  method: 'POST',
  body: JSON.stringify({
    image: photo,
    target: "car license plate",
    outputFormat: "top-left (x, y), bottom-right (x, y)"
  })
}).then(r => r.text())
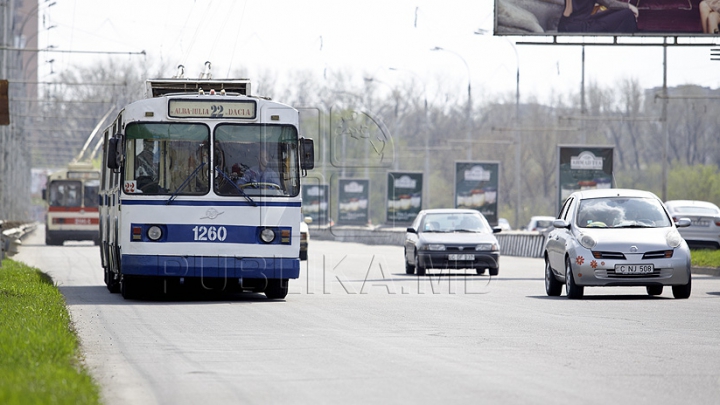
top-left (615, 264), bottom-right (654, 274)
top-left (691, 219), bottom-right (710, 227)
top-left (449, 254), bottom-right (474, 261)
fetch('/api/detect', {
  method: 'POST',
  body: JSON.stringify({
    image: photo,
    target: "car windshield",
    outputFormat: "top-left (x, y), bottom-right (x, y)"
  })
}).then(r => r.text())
top-left (577, 197), bottom-right (673, 228)
top-left (421, 213), bottom-right (490, 233)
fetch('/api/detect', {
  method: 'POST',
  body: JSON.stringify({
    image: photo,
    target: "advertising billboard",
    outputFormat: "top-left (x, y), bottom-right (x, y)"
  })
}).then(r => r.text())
top-left (337, 179), bottom-right (370, 226)
top-left (557, 145), bottom-right (614, 211)
top-left (495, 0), bottom-right (712, 36)
top-left (454, 162), bottom-right (500, 225)
top-left (386, 172), bottom-right (423, 224)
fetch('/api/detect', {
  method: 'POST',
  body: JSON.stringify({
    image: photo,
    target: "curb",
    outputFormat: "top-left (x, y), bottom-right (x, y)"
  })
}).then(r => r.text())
top-left (692, 267), bottom-right (720, 277)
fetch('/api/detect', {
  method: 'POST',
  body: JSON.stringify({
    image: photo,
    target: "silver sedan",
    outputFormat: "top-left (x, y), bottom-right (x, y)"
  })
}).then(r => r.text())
top-left (544, 188), bottom-right (692, 299)
top-left (664, 200), bottom-right (720, 249)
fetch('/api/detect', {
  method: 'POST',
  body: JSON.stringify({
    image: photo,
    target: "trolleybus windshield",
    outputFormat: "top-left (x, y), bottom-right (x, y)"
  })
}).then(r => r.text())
top-left (214, 124), bottom-right (300, 197)
top-left (124, 123), bottom-right (210, 195)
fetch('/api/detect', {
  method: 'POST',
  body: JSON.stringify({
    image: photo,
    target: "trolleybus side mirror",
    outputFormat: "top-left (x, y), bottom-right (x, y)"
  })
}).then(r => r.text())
top-left (106, 136), bottom-right (123, 170)
top-left (300, 137), bottom-right (314, 172)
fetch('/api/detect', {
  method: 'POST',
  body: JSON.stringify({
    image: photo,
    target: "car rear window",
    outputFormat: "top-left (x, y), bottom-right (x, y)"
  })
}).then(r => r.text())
top-left (673, 206), bottom-right (719, 215)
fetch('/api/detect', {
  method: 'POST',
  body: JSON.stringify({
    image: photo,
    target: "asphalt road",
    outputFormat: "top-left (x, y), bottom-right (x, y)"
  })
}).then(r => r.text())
top-left (12, 227), bottom-right (720, 405)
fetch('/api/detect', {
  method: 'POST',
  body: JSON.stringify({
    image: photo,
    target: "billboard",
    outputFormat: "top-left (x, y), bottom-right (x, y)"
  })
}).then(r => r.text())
top-left (557, 145), bottom-right (614, 211)
top-left (386, 172), bottom-right (423, 224)
top-left (454, 162), bottom-right (500, 225)
top-left (495, 0), bottom-right (712, 36)
top-left (337, 179), bottom-right (370, 226)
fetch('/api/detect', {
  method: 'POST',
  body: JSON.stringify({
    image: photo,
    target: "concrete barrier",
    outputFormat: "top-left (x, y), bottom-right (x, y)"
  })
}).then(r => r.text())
top-left (309, 226), bottom-right (546, 257)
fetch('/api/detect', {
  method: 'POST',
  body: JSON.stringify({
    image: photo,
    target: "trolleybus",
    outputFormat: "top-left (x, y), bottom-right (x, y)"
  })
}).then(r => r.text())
top-left (43, 161), bottom-right (101, 245)
top-left (99, 77), bottom-right (314, 300)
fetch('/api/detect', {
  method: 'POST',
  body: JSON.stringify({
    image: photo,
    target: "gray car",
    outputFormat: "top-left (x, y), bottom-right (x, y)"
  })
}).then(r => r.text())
top-left (404, 209), bottom-right (501, 276)
top-left (543, 188), bottom-right (692, 299)
top-left (664, 200), bottom-right (720, 249)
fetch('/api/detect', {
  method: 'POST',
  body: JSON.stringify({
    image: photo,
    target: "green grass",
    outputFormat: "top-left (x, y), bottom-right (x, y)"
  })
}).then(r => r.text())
top-left (691, 249), bottom-right (720, 269)
top-left (0, 259), bottom-right (100, 405)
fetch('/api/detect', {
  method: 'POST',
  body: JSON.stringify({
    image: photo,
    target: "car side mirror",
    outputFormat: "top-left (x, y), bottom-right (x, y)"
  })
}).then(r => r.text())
top-left (492, 226), bottom-right (502, 234)
top-left (406, 227), bottom-right (417, 234)
top-left (552, 219), bottom-right (570, 229)
top-left (675, 218), bottom-right (691, 228)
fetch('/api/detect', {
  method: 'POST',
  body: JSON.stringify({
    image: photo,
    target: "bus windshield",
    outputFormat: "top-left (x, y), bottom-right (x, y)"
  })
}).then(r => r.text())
top-left (214, 124), bottom-right (300, 197)
top-left (124, 123), bottom-right (210, 195)
top-left (48, 180), bottom-right (82, 207)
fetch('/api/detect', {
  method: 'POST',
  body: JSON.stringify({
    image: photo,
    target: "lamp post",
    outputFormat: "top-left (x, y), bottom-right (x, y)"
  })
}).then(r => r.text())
top-left (389, 67), bottom-right (430, 208)
top-left (431, 46), bottom-right (472, 160)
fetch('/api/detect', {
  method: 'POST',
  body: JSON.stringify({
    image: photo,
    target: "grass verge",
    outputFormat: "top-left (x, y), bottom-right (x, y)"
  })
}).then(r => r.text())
top-left (691, 249), bottom-right (720, 269)
top-left (0, 259), bottom-right (100, 405)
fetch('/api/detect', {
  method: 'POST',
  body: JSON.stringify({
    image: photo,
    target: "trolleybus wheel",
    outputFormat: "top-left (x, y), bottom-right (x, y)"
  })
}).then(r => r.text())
top-left (264, 279), bottom-right (289, 299)
top-left (121, 275), bottom-right (138, 299)
top-left (105, 269), bottom-right (120, 293)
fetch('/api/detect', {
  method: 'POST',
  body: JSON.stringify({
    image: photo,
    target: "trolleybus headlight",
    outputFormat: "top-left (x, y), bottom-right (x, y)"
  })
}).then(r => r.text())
top-left (147, 225), bottom-right (163, 241)
top-left (260, 228), bottom-right (276, 243)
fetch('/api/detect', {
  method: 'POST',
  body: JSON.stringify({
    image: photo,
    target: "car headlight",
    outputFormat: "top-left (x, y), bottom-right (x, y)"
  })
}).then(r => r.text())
top-left (578, 233), bottom-right (596, 250)
top-left (476, 243), bottom-right (499, 251)
top-left (423, 244), bottom-right (446, 251)
top-left (260, 228), bottom-right (276, 243)
top-left (666, 229), bottom-right (683, 248)
top-left (147, 225), bottom-right (163, 241)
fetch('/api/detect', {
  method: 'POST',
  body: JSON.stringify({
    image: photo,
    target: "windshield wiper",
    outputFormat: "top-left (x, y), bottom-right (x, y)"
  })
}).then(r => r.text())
top-left (214, 167), bottom-right (257, 207)
top-left (455, 229), bottom-right (478, 233)
top-left (166, 162), bottom-right (205, 205)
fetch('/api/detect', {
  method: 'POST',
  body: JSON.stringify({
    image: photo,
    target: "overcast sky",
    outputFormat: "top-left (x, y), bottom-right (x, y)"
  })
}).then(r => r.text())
top-left (36, 0), bottom-right (720, 104)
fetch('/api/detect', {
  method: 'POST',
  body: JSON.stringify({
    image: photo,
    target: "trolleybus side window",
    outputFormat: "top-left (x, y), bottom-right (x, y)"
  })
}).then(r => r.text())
top-left (84, 179), bottom-right (100, 207)
top-left (124, 123), bottom-right (210, 195)
top-left (214, 124), bottom-right (299, 197)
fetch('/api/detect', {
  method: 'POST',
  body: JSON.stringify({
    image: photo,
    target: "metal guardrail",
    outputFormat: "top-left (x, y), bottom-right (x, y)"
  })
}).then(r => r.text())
top-left (310, 226), bottom-right (546, 258)
top-left (1, 221), bottom-right (37, 261)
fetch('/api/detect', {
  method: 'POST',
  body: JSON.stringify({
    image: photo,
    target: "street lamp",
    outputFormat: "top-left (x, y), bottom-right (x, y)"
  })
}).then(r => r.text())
top-left (431, 46), bottom-right (472, 160)
top-left (388, 67), bottom-right (431, 208)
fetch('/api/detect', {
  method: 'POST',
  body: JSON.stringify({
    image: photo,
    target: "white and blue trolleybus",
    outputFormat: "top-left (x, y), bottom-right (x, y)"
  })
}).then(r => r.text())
top-left (99, 78), bottom-right (314, 299)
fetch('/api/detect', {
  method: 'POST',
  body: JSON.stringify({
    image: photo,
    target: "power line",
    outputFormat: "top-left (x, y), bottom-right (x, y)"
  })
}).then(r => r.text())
top-left (0, 46), bottom-right (146, 56)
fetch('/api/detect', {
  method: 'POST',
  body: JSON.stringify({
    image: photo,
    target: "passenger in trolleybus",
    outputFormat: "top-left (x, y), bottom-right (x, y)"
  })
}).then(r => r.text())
top-left (124, 123), bottom-right (210, 195)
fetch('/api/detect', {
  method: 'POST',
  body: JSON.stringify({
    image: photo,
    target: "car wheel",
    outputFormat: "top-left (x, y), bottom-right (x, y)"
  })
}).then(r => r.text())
top-left (565, 257), bottom-right (584, 299)
top-left (545, 258), bottom-right (562, 297)
top-left (488, 267), bottom-right (499, 276)
top-left (672, 277), bottom-right (691, 299)
top-left (476, 268), bottom-right (486, 275)
top-left (415, 252), bottom-right (426, 276)
top-left (405, 250), bottom-right (415, 275)
top-left (646, 285), bottom-right (663, 296)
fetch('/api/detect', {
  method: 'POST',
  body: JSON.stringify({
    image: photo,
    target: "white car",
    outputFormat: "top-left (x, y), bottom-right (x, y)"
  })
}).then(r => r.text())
top-left (299, 218), bottom-right (310, 261)
top-left (664, 200), bottom-right (720, 249)
top-left (544, 188), bottom-right (692, 299)
top-left (525, 216), bottom-right (555, 233)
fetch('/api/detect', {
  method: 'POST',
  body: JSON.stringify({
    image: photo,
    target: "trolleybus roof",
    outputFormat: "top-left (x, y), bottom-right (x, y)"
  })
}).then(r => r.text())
top-left (146, 79), bottom-right (251, 98)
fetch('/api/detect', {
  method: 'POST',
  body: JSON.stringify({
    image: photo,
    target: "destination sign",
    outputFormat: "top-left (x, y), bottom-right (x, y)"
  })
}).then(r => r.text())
top-left (168, 99), bottom-right (256, 119)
